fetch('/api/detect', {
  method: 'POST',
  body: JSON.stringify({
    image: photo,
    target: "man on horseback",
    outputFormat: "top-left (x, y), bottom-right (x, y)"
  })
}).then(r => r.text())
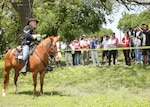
top-left (20, 18), bottom-right (41, 74)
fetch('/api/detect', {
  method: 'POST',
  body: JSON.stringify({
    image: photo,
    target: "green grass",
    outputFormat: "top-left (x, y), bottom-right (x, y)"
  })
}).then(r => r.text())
top-left (1, 54), bottom-right (150, 107)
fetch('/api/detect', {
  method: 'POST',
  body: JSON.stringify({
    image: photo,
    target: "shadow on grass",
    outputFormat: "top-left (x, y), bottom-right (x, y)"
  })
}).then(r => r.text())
top-left (44, 91), bottom-right (72, 96)
top-left (16, 90), bottom-right (72, 97)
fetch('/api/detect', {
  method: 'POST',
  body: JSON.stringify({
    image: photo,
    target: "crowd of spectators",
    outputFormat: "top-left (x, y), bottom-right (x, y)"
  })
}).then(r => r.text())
top-left (63, 24), bottom-right (150, 67)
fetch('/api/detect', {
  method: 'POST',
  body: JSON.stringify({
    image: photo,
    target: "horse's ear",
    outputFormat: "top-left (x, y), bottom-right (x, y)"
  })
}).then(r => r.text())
top-left (48, 36), bottom-right (54, 40)
top-left (57, 35), bottom-right (60, 40)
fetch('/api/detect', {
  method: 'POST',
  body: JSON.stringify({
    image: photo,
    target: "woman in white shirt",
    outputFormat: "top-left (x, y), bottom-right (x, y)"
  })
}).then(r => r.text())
top-left (107, 35), bottom-right (117, 65)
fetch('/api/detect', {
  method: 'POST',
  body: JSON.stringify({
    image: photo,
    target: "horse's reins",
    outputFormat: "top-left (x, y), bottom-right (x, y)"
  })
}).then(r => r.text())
top-left (34, 38), bottom-right (54, 69)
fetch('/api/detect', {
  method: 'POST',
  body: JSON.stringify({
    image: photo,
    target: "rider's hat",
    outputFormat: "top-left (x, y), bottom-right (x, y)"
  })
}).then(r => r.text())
top-left (27, 18), bottom-right (38, 25)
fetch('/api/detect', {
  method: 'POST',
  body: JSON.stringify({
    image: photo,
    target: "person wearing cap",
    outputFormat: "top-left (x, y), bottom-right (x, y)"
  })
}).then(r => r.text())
top-left (80, 35), bottom-right (90, 66)
top-left (20, 18), bottom-right (41, 74)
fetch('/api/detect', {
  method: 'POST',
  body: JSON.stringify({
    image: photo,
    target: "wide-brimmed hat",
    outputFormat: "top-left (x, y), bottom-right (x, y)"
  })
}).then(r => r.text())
top-left (27, 18), bottom-right (38, 25)
top-left (82, 34), bottom-right (86, 37)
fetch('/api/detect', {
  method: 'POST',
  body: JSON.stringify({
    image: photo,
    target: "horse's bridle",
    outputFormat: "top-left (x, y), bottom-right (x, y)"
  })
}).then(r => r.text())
top-left (34, 38), bottom-right (58, 69)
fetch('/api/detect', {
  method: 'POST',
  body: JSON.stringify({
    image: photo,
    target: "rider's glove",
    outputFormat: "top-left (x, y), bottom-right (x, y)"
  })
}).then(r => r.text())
top-left (41, 34), bottom-right (47, 38)
top-left (32, 34), bottom-right (41, 39)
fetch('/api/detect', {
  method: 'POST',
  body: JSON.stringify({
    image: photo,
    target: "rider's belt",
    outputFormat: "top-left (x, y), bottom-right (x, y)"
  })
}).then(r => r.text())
top-left (22, 40), bottom-right (31, 45)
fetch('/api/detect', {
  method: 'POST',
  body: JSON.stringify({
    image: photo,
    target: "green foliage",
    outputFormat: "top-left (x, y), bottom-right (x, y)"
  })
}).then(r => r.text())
top-left (0, 0), bottom-right (113, 49)
top-left (117, 13), bottom-right (139, 32)
top-left (0, 1), bottom-right (21, 54)
top-left (138, 10), bottom-right (150, 27)
top-left (33, 2), bottom-right (56, 35)
top-left (93, 27), bottom-right (113, 37)
top-left (117, 10), bottom-right (150, 32)
top-left (32, 0), bottom-right (112, 41)
top-left (86, 27), bottom-right (113, 42)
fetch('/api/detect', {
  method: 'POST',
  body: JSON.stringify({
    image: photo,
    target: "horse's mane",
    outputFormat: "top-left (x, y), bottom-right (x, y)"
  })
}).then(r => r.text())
top-left (37, 35), bottom-right (60, 47)
top-left (38, 36), bottom-right (54, 46)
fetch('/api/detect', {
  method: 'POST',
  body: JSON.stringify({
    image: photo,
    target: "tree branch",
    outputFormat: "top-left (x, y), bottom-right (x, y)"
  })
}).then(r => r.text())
top-left (127, 0), bottom-right (150, 5)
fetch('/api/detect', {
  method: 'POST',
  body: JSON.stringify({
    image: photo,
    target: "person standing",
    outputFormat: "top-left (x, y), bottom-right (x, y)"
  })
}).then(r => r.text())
top-left (73, 39), bottom-right (81, 65)
top-left (107, 35), bottom-right (117, 65)
top-left (69, 40), bottom-right (75, 65)
top-left (122, 31), bottom-right (131, 66)
top-left (134, 27), bottom-right (143, 64)
top-left (128, 28), bottom-right (135, 60)
top-left (64, 42), bottom-right (73, 66)
top-left (101, 35), bottom-right (109, 63)
top-left (20, 18), bottom-right (41, 73)
top-left (91, 36), bottom-right (101, 66)
top-left (141, 24), bottom-right (150, 65)
top-left (112, 33), bottom-right (119, 62)
top-left (80, 35), bottom-right (90, 66)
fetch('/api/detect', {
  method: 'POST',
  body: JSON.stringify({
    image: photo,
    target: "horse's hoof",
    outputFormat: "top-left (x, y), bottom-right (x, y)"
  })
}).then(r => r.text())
top-left (2, 92), bottom-right (6, 96)
top-left (40, 92), bottom-right (44, 96)
top-left (2, 90), bottom-right (6, 97)
top-left (33, 95), bottom-right (37, 99)
top-left (14, 90), bottom-right (18, 94)
top-left (14, 86), bottom-right (18, 94)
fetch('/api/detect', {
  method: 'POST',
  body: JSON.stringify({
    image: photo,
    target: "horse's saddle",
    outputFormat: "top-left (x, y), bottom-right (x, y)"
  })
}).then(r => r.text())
top-left (14, 44), bottom-right (36, 61)
top-left (13, 45), bottom-right (23, 60)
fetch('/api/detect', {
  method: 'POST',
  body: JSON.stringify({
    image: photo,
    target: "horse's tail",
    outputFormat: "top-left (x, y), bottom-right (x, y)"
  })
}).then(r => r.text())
top-left (3, 68), bottom-right (10, 90)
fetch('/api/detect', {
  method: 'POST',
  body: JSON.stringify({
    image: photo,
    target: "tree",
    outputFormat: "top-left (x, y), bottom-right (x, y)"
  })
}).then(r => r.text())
top-left (117, 13), bottom-right (139, 32)
top-left (115, 0), bottom-right (150, 6)
top-left (138, 10), bottom-right (150, 27)
top-left (89, 28), bottom-right (113, 37)
top-left (0, 1), bottom-right (21, 54)
top-left (33, 0), bottom-right (113, 41)
top-left (10, 0), bottom-right (33, 28)
top-left (0, 0), bottom-right (150, 53)
top-left (117, 10), bottom-right (150, 32)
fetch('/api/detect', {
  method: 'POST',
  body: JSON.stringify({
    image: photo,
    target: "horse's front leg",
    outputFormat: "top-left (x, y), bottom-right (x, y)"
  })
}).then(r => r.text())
top-left (32, 72), bottom-right (38, 97)
top-left (14, 70), bottom-right (20, 94)
top-left (40, 71), bottom-right (46, 95)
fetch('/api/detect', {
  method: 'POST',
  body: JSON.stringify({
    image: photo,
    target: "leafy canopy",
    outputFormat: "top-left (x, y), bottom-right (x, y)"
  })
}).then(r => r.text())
top-left (117, 10), bottom-right (150, 32)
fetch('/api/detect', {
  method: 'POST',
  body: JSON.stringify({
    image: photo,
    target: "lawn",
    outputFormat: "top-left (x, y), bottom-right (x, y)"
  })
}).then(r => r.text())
top-left (0, 53), bottom-right (150, 107)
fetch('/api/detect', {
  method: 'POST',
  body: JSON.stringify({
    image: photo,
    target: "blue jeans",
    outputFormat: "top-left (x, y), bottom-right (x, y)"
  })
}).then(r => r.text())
top-left (134, 48), bottom-right (143, 63)
top-left (74, 51), bottom-right (80, 65)
top-left (108, 50), bottom-right (117, 65)
top-left (22, 45), bottom-right (29, 61)
top-left (91, 50), bottom-right (100, 66)
top-left (65, 52), bottom-right (73, 66)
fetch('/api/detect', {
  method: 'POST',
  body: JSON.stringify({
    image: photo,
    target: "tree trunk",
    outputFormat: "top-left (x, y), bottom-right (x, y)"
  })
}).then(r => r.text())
top-left (11, 0), bottom-right (33, 29)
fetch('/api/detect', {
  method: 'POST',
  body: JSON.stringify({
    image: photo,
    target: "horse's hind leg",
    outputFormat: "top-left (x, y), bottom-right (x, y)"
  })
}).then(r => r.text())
top-left (2, 63), bottom-right (12, 96)
top-left (14, 69), bottom-right (20, 94)
top-left (40, 71), bottom-right (46, 95)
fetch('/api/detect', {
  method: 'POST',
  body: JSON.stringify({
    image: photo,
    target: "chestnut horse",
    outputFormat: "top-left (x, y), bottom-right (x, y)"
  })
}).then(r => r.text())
top-left (2, 35), bottom-right (60, 97)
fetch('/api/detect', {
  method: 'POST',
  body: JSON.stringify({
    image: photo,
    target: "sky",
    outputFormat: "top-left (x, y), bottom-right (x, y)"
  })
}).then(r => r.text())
top-left (102, 5), bottom-right (146, 42)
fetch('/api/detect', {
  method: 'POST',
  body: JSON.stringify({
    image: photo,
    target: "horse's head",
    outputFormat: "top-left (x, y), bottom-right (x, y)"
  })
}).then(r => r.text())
top-left (48, 35), bottom-right (60, 59)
